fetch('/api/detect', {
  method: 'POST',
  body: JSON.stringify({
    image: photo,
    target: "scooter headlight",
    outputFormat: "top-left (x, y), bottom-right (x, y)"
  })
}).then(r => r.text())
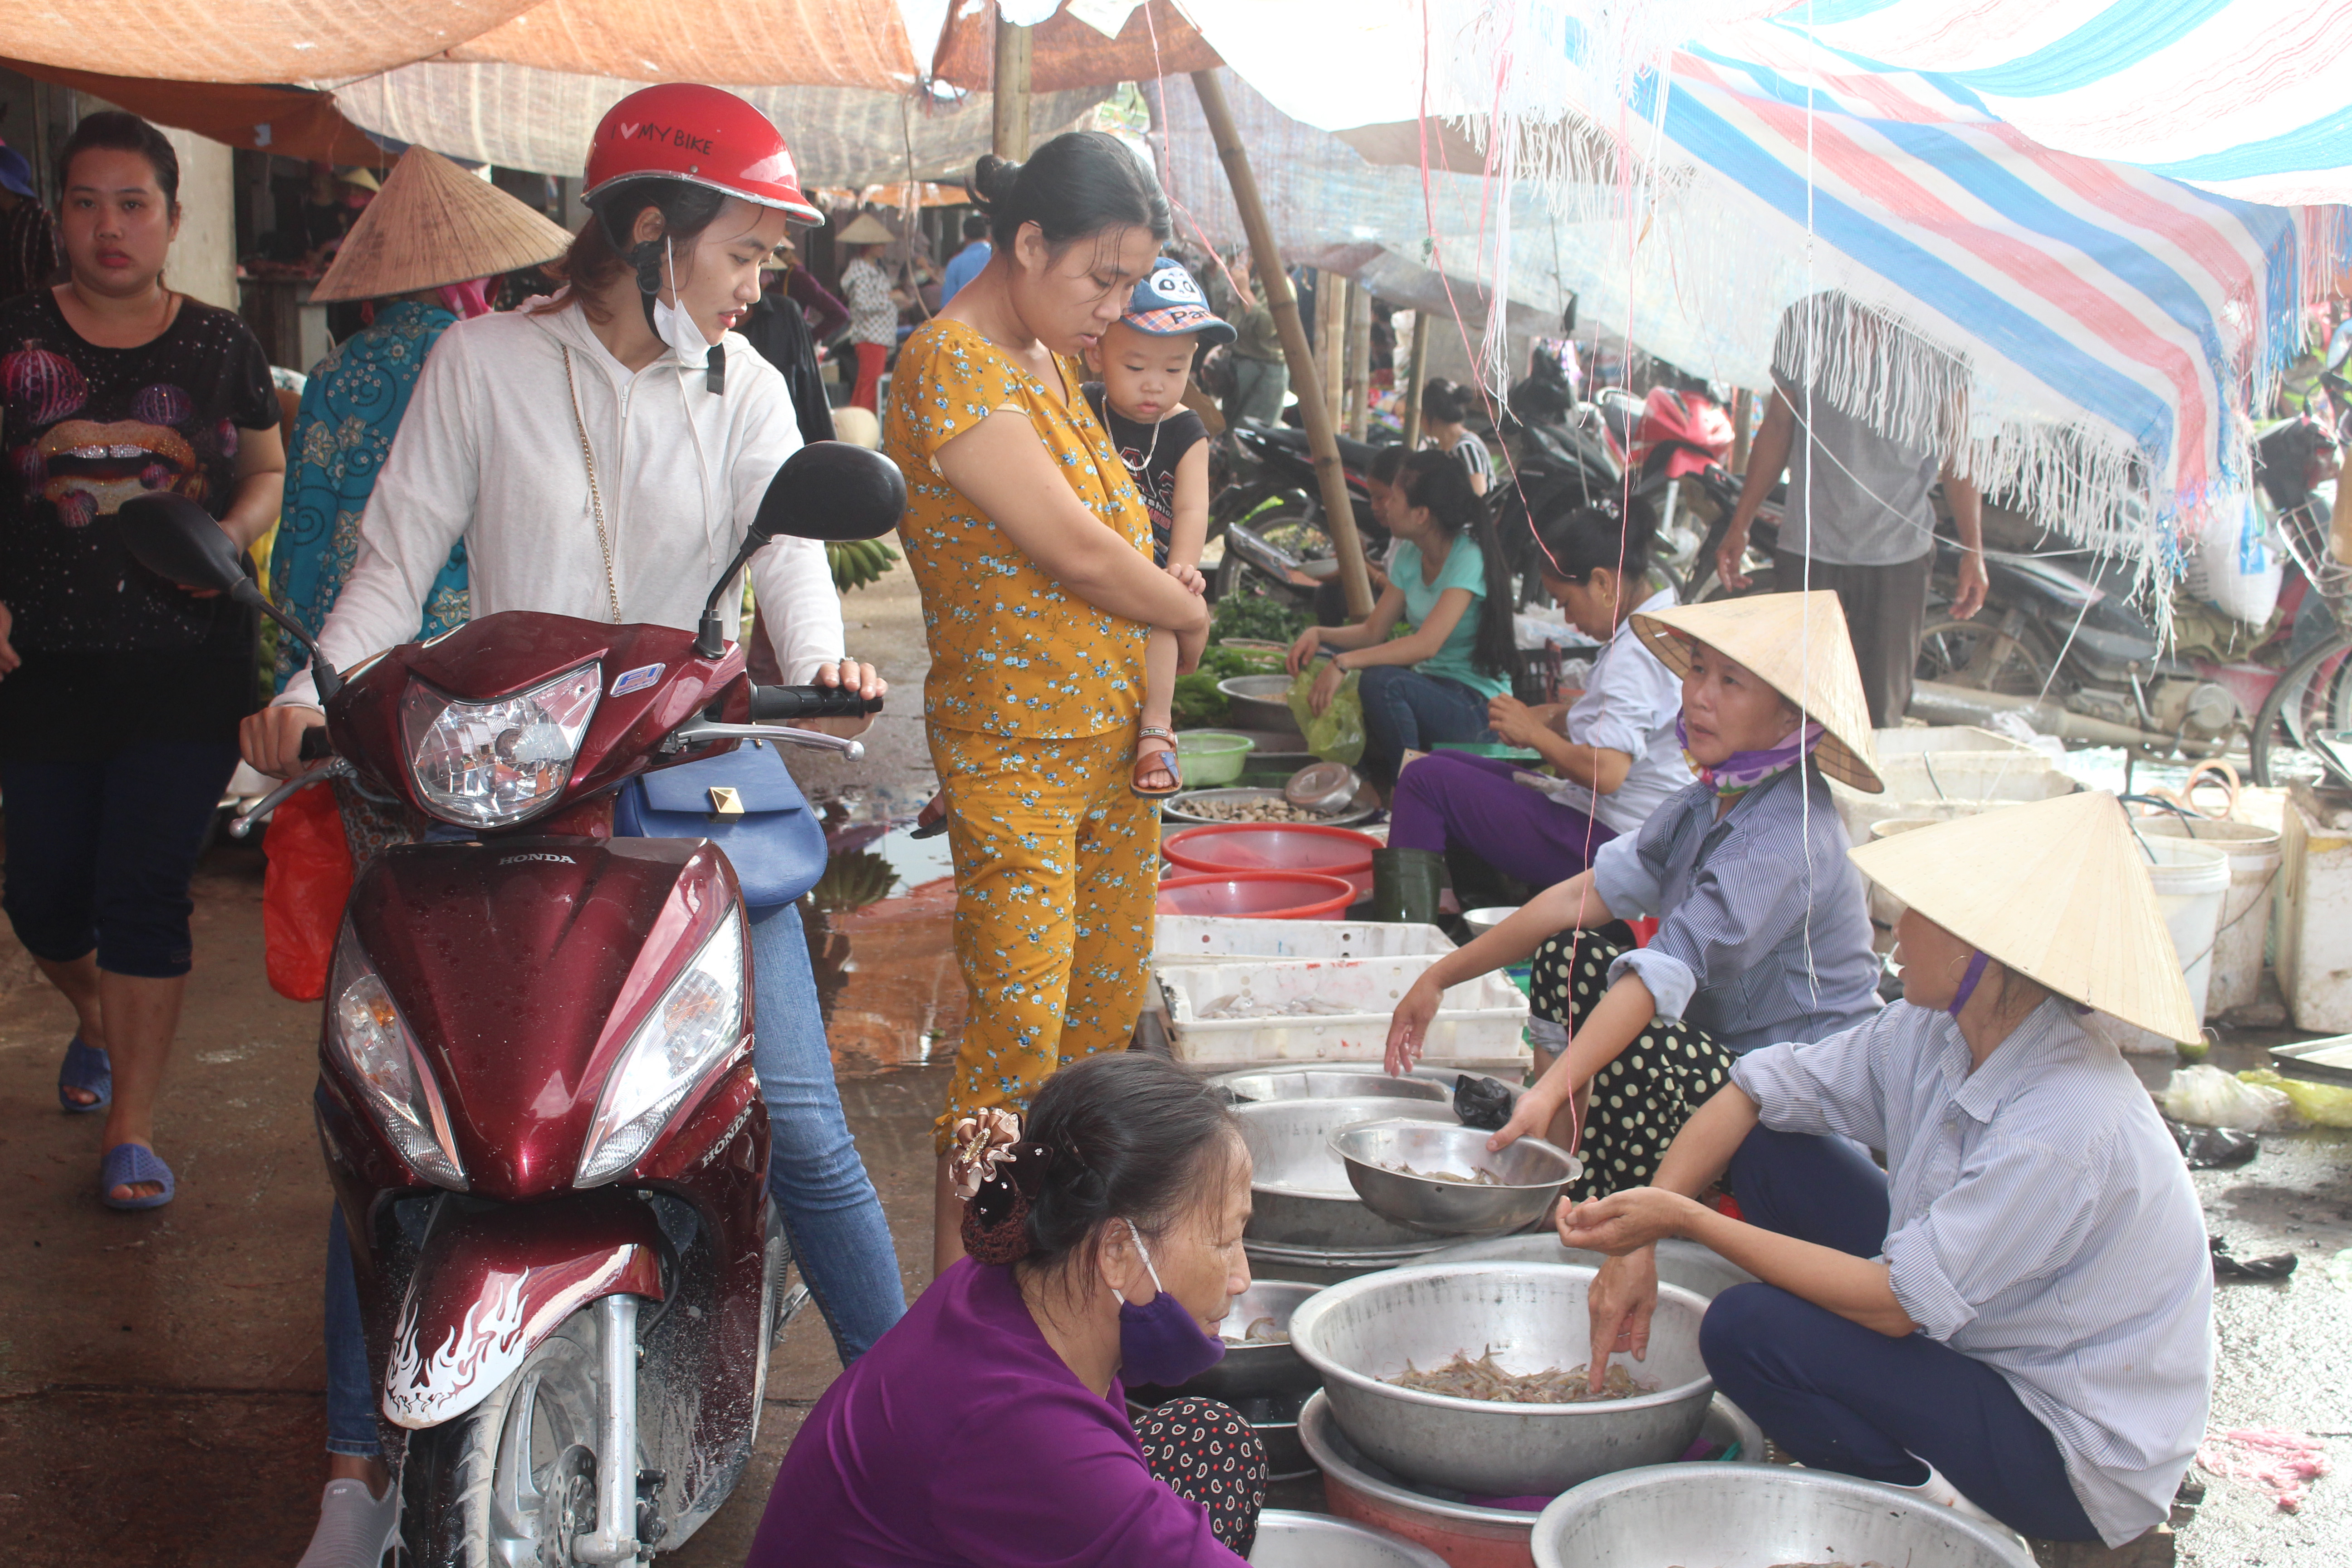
top-left (577, 906), bottom-right (747, 1187)
top-left (400, 664), bottom-right (602, 828)
top-left (328, 937), bottom-right (468, 1190)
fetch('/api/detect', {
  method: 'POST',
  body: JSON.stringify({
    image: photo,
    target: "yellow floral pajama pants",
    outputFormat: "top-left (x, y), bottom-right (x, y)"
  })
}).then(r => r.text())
top-left (929, 725), bottom-right (1160, 1150)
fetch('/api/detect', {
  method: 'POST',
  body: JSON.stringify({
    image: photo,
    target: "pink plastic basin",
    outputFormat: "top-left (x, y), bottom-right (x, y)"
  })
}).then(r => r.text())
top-left (1163, 824), bottom-right (1382, 898)
top-left (1155, 871), bottom-right (1357, 921)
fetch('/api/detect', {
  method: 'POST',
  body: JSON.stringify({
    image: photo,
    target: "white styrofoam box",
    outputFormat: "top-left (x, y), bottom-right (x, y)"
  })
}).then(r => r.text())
top-left (1830, 754), bottom-right (2078, 846)
top-left (1152, 916), bottom-right (1455, 965)
top-left (2278, 785), bottom-right (2352, 1033)
top-left (1872, 725), bottom-right (2037, 757)
top-left (1157, 955), bottom-right (1528, 1069)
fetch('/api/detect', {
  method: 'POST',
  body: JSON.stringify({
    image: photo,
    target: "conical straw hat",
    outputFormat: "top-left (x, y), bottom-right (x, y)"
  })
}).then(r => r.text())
top-left (1629, 591), bottom-right (1883, 792)
top-left (835, 212), bottom-right (896, 245)
top-left (1848, 792), bottom-right (2200, 1042)
top-left (312, 147), bottom-right (575, 304)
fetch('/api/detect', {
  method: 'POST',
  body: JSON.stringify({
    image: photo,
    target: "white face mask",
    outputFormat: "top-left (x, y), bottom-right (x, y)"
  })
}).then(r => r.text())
top-left (651, 238), bottom-right (710, 368)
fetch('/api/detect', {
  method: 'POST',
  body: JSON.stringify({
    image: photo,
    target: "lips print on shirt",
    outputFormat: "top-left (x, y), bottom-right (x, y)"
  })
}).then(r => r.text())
top-left (36, 416), bottom-right (202, 528)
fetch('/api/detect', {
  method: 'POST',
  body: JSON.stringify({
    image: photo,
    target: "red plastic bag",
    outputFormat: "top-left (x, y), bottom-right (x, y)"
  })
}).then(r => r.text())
top-left (263, 784), bottom-right (354, 1002)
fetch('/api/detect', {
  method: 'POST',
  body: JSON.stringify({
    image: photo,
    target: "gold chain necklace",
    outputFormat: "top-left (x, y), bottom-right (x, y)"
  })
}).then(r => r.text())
top-left (558, 343), bottom-right (623, 624)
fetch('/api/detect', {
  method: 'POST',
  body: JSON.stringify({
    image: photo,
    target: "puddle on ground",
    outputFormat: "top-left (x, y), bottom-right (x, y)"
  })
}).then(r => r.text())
top-left (804, 783), bottom-right (965, 1076)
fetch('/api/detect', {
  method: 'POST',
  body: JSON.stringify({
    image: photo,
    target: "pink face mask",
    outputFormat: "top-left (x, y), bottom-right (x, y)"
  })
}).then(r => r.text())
top-left (436, 278), bottom-right (494, 319)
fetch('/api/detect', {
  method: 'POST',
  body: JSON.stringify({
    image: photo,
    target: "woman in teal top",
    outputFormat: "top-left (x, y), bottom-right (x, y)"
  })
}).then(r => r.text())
top-left (1286, 448), bottom-right (1516, 787)
top-left (270, 297), bottom-right (470, 691)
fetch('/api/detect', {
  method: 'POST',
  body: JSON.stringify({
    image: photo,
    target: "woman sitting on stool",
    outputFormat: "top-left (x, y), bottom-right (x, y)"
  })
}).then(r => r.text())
top-left (1560, 791), bottom-right (2213, 1549)
top-left (748, 1052), bottom-right (1266, 1565)
top-left (1284, 449), bottom-right (1515, 790)
top-left (1387, 592), bottom-right (1885, 1201)
top-left (1386, 496), bottom-right (1693, 906)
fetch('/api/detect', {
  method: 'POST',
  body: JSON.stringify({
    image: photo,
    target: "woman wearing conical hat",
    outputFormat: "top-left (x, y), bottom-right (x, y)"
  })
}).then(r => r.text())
top-left (1389, 591), bottom-right (1884, 1201)
top-left (1559, 792), bottom-right (2212, 1550)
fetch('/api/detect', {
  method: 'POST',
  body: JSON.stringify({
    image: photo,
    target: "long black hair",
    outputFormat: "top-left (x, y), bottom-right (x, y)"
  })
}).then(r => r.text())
top-left (56, 111), bottom-right (181, 216)
top-left (966, 131), bottom-right (1172, 256)
top-left (1532, 496), bottom-right (1658, 588)
top-left (1000, 1054), bottom-right (1240, 1294)
top-left (542, 179), bottom-right (730, 326)
top-left (1396, 448), bottom-right (1515, 679)
top-left (1421, 377), bottom-right (1473, 427)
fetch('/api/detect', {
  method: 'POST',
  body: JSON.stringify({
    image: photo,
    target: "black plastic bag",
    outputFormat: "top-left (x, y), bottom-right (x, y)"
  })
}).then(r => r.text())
top-left (1453, 1074), bottom-right (1514, 1131)
top-left (2165, 1116), bottom-right (2261, 1169)
top-left (2210, 1235), bottom-right (2297, 1282)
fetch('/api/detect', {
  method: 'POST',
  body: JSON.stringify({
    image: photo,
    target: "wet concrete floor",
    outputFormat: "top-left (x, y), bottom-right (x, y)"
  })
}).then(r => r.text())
top-left (2, 556), bottom-right (2347, 1563)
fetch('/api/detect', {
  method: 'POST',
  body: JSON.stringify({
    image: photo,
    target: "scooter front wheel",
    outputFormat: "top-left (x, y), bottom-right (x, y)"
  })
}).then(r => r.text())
top-left (399, 1309), bottom-right (625, 1568)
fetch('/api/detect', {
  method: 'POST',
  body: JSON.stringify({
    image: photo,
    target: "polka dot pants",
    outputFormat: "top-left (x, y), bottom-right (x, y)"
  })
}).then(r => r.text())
top-left (1531, 933), bottom-right (1734, 1203)
top-left (1134, 1396), bottom-right (1268, 1554)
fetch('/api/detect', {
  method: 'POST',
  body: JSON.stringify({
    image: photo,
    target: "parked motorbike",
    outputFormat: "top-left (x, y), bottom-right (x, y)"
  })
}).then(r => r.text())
top-left (1210, 420), bottom-right (1395, 615)
top-left (116, 441), bottom-right (904, 1567)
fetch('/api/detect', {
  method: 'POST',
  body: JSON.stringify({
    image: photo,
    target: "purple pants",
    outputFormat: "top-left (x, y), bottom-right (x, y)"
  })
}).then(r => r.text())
top-left (1387, 750), bottom-right (1616, 887)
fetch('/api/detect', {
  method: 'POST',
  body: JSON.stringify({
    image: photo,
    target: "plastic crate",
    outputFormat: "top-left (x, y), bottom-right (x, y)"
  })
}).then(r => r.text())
top-left (1156, 954), bottom-right (1528, 1071)
top-left (1152, 916), bottom-right (1455, 965)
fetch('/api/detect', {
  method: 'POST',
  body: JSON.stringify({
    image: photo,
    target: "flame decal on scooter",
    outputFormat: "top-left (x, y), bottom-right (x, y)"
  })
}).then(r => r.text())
top-left (381, 1250), bottom-right (641, 1428)
top-left (383, 1269), bottom-right (530, 1427)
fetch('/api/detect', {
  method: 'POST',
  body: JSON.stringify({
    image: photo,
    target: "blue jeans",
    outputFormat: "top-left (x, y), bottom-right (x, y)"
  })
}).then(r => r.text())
top-left (319, 902), bottom-right (905, 1456)
top-left (1703, 1126), bottom-right (2101, 1541)
top-left (1355, 663), bottom-right (1494, 786)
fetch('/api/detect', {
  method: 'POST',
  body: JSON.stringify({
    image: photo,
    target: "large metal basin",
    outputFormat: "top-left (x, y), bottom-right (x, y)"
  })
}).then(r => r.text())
top-left (1299, 1388), bottom-right (1765, 1567)
top-left (1289, 1263), bottom-right (1713, 1497)
top-left (1216, 1065), bottom-right (1453, 1106)
top-left (1239, 1097), bottom-right (1459, 1249)
top-left (1418, 1235), bottom-right (1757, 1301)
top-left (1134, 1280), bottom-right (1323, 1402)
top-left (1334, 1119), bottom-right (1579, 1238)
top-left (1532, 1464), bottom-right (2036, 1568)
top-left (1250, 1509), bottom-right (1449, 1568)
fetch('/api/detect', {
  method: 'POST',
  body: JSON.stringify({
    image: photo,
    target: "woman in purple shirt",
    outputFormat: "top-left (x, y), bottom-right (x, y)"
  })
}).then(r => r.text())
top-left (748, 1054), bottom-right (1264, 1565)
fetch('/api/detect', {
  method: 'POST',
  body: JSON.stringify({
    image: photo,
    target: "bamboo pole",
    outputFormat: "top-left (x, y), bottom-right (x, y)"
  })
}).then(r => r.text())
top-left (1400, 311), bottom-right (1430, 453)
top-left (1191, 69), bottom-right (1372, 617)
top-left (992, 13), bottom-right (1033, 161)
top-left (1730, 387), bottom-right (1754, 474)
top-left (1319, 273), bottom-right (1346, 434)
top-left (1344, 279), bottom-right (1373, 441)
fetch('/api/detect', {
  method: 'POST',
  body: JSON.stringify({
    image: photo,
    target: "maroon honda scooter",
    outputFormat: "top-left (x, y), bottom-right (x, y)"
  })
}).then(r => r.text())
top-left (118, 442), bottom-right (904, 1567)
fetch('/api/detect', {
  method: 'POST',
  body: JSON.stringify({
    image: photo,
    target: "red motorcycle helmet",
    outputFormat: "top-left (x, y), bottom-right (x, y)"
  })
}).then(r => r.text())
top-left (583, 83), bottom-right (823, 225)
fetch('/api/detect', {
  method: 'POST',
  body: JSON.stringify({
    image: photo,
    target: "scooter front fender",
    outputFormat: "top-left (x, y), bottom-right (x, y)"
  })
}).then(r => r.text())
top-left (382, 1194), bottom-right (666, 1430)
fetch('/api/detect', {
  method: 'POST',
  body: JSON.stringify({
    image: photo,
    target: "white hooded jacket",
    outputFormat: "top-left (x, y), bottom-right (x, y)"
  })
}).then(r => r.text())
top-left (277, 293), bottom-right (839, 706)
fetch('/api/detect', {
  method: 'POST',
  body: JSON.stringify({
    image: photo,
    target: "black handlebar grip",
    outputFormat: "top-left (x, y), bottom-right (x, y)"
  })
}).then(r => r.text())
top-left (298, 727), bottom-right (337, 762)
top-left (747, 684), bottom-right (885, 721)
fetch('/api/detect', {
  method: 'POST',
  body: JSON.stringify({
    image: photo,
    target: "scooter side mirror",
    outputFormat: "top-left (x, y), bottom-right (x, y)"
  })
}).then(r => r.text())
top-left (115, 492), bottom-right (347, 699)
top-left (696, 441), bottom-right (909, 657)
top-left (748, 440), bottom-right (907, 545)
top-left (116, 492), bottom-right (245, 594)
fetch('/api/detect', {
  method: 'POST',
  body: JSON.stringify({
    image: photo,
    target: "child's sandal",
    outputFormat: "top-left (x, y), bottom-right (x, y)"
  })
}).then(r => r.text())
top-left (1131, 727), bottom-right (1184, 799)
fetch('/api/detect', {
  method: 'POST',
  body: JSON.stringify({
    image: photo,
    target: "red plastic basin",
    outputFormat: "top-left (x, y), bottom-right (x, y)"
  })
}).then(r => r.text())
top-left (1163, 823), bottom-right (1382, 897)
top-left (1155, 871), bottom-right (1357, 921)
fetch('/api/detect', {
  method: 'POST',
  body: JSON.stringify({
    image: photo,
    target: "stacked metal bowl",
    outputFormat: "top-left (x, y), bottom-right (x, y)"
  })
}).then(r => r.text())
top-left (1288, 1263), bottom-right (1716, 1499)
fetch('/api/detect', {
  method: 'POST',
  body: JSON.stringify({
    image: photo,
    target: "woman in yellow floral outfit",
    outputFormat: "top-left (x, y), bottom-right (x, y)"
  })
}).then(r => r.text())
top-left (885, 133), bottom-right (1209, 1270)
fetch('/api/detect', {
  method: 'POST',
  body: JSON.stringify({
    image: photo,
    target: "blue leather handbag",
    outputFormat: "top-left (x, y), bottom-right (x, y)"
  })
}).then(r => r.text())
top-left (613, 741), bottom-right (828, 911)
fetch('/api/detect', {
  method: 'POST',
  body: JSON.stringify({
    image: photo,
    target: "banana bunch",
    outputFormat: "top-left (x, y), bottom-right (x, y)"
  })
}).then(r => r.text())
top-left (809, 849), bottom-right (900, 915)
top-left (827, 538), bottom-right (900, 593)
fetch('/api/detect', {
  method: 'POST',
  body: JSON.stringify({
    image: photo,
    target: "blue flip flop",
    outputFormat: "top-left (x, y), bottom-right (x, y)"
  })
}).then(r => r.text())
top-left (57, 1036), bottom-right (111, 1114)
top-left (100, 1143), bottom-right (175, 1211)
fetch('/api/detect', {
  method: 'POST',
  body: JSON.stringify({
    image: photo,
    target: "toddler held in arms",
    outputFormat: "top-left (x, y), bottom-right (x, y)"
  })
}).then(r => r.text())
top-left (1082, 258), bottom-right (1230, 795)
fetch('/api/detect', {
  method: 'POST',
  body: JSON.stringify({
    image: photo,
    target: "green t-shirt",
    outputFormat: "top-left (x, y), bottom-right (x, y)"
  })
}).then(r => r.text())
top-left (1388, 536), bottom-right (1509, 697)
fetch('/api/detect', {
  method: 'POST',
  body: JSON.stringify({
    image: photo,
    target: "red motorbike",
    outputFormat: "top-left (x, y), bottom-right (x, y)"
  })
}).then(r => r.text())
top-left (118, 442), bottom-right (903, 1566)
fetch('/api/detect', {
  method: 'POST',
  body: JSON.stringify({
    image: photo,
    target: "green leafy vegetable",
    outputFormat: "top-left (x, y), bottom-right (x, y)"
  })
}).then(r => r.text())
top-left (1172, 672), bottom-right (1230, 728)
top-left (1210, 588), bottom-right (1308, 646)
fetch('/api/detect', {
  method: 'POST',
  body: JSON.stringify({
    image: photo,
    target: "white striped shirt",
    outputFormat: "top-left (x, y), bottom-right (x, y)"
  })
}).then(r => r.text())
top-left (1732, 999), bottom-right (2214, 1547)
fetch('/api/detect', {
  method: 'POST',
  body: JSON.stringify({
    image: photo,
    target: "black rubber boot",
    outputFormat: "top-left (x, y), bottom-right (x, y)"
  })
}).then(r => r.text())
top-left (1370, 847), bottom-right (1446, 924)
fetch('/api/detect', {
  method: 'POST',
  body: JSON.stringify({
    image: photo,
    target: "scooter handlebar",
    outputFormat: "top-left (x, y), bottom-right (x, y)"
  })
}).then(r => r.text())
top-left (746, 684), bottom-right (884, 722)
top-left (299, 728), bottom-right (338, 762)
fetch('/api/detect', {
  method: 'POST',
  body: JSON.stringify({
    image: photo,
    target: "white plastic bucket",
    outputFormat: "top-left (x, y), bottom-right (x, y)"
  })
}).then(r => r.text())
top-left (2132, 818), bottom-right (2282, 1015)
top-left (2137, 835), bottom-right (2231, 1026)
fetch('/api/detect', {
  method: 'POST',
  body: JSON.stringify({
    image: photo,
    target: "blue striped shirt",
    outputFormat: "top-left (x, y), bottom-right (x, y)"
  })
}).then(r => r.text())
top-left (1590, 761), bottom-right (1881, 1053)
top-left (1732, 999), bottom-right (2214, 1547)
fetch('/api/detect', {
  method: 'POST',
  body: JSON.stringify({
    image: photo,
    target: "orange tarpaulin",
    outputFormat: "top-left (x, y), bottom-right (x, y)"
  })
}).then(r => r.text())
top-left (0, 0), bottom-right (915, 90)
top-left (3, 59), bottom-right (387, 167)
top-left (931, 0), bottom-right (1220, 92)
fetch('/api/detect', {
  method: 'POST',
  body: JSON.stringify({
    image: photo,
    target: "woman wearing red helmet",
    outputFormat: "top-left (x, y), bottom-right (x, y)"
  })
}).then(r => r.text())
top-left (254, 86), bottom-right (907, 1568)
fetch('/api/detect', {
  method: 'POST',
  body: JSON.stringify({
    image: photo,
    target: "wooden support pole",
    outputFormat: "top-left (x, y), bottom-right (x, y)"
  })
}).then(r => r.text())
top-left (1730, 387), bottom-right (1754, 474)
top-left (1319, 273), bottom-right (1346, 434)
top-left (992, 13), bottom-right (1033, 161)
top-left (1400, 310), bottom-right (1430, 452)
top-left (1191, 69), bottom-right (1372, 617)
top-left (1345, 279), bottom-right (1373, 441)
